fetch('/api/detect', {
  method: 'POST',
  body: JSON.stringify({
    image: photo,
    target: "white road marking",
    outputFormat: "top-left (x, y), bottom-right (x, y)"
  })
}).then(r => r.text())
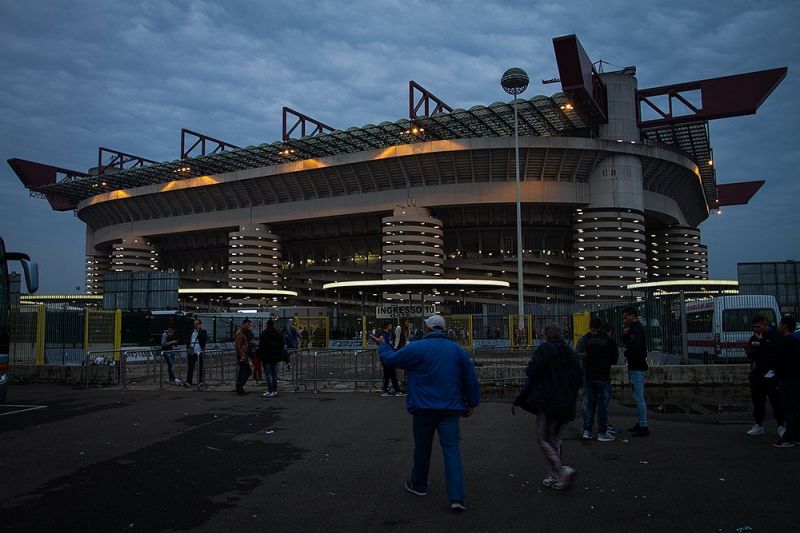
top-left (0, 405), bottom-right (48, 416)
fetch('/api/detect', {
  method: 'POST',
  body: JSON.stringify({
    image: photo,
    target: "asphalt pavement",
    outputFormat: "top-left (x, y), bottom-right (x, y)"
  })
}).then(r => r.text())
top-left (0, 382), bottom-right (797, 533)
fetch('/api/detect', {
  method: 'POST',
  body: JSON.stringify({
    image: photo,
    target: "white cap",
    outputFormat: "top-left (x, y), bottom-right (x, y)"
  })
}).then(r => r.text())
top-left (424, 314), bottom-right (446, 331)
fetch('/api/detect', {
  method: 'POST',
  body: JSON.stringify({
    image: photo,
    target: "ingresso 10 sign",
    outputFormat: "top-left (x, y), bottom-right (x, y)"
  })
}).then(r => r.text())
top-left (376, 304), bottom-right (437, 319)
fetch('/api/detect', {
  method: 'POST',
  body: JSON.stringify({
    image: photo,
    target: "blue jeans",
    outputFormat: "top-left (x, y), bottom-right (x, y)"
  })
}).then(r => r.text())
top-left (410, 412), bottom-right (465, 503)
top-left (582, 380), bottom-right (611, 433)
top-left (161, 350), bottom-right (177, 382)
top-left (629, 370), bottom-right (648, 427)
top-left (265, 362), bottom-right (278, 393)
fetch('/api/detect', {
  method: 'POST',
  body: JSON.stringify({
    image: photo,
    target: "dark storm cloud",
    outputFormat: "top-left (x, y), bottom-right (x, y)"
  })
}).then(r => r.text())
top-left (1, 0), bottom-right (797, 292)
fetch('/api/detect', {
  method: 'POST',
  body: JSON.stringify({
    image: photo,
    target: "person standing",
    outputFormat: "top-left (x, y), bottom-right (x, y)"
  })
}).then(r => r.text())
top-left (760, 315), bottom-right (800, 448)
top-left (160, 325), bottom-right (181, 385)
top-left (233, 318), bottom-right (253, 395)
top-left (257, 319), bottom-right (284, 397)
top-left (184, 319), bottom-right (207, 389)
top-left (523, 324), bottom-right (583, 490)
top-left (622, 308), bottom-right (649, 437)
top-left (374, 315), bottom-right (479, 512)
top-left (745, 315), bottom-right (785, 437)
top-left (379, 321), bottom-right (401, 396)
top-left (580, 318), bottom-right (619, 442)
top-left (391, 317), bottom-right (410, 396)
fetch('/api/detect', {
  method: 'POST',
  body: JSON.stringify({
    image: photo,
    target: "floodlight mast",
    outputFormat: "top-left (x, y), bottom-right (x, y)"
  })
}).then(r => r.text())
top-left (501, 67), bottom-right (529, 332)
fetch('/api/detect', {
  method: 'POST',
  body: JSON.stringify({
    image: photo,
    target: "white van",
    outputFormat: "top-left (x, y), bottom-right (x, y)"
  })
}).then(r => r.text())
top-left (685, 295), bottom-right (781, 360)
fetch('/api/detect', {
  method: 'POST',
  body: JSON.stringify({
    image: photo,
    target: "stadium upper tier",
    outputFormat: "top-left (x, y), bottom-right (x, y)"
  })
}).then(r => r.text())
top-left (23, 91), bottom-right (713, 210)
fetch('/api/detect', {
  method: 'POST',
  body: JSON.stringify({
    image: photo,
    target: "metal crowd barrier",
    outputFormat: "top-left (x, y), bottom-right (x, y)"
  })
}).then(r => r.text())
top-left (290, 349), bottom-right (406, 393)
top-left (471, 349), bottom-right (532, 384)
top-left (84, 347), bottom-right (237, 389)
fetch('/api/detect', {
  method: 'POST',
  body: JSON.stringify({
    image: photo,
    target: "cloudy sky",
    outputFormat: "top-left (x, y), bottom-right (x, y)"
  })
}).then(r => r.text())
top-left (1, 0), bottom-right (797, 293)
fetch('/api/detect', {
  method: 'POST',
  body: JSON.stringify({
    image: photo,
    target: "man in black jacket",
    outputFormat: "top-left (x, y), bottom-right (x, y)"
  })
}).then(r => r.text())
top-left (580, 318), bottom-right (619, 442)
top-left (745, 315), bottom-right (785, 437)
top-left (622, 308), bottom-right (649, 437)
top-left (257, 320), bottom-right (285, 397)
top-left (525, 324), bottom-right (583, 490)
top-left (760, 315), bottom-right (800, 448)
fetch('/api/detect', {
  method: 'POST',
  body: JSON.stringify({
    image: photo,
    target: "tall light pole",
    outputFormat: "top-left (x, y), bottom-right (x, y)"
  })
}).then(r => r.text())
top-left (501, 67), bottom-right (529, 332)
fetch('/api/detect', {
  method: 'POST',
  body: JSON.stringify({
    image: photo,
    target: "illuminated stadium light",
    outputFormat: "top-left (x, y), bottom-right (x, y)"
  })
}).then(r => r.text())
top-left (322, 279), bottom-right (510, 290)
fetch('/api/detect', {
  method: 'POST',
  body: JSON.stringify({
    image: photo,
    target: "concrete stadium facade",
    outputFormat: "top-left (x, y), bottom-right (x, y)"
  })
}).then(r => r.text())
top-left (73, 72), bottom-right (709, 313)
top-left (17, 35), bottom-right (783, 314)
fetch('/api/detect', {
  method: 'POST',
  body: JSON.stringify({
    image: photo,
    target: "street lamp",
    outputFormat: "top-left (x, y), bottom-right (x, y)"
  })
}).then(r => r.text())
top-left (501, 67), bottom-right (529, 331)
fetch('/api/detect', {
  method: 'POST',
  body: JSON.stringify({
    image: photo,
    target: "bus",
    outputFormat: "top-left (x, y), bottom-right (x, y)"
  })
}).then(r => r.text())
top-left (1, 236), bottom-right (39, 403)
top-left (685, 295), bottom-right (780, 361)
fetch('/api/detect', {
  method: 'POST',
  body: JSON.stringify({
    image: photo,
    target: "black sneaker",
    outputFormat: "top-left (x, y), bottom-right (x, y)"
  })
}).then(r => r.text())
top-left (404, 480), bottom-right (427, 496)
top-left (772, 438), bottom-right (796, 448)
top-left (450, 501), bottom-right (467, 512)
top-left (627, 424), bottom-right (641, 433)
top-left (631, 426), bottom-right (650, 437)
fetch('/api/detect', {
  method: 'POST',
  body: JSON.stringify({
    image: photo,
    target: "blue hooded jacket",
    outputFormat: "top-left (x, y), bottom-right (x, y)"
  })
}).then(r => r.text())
top-left (379, 330), bottom-right (480, 414)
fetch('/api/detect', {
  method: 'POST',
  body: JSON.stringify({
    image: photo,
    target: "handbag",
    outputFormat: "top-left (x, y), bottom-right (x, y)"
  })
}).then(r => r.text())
top-left (512, 382), bottom-right (538, 415)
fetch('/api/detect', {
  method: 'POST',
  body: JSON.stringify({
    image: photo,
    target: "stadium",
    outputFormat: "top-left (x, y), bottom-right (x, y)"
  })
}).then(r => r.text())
top-left (9, 35), bottom-right (786, 316)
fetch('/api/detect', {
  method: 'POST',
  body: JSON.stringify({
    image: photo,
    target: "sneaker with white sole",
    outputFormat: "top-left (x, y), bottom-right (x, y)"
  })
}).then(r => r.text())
top-left (450, 502), bottom-right (467, 512)
top-left (597, 431), bottom-right (615, 442)
top-left (404, 480), bottom-right (427, 496)
top-left (552, 466), bottom-right (576, 490)
top-left (581, 430), bottom-right (592, 440)
top-left (607, 425), bottom-right (620, 435)
top-left (771, 438), bottom-right (796, 448)
top-left (746, 424), bottom-right (764, 436)
top-left (262, 391), bottom-right (271, 397)
top-left (172, 378), bottom-right (182, 385)
top-left (777, 425), bottom-right (787, 439)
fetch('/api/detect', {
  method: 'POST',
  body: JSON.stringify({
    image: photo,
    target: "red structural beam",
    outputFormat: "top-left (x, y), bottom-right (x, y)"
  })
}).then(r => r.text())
top-left (282, 107), bottom-right (335, 141)
top-left (409, 80), bottom-right (453, 120)
top-left (6, 158), bottom-right (84, 211)
top-left (181, 129), bottom-right (240, 159)
top-left (553, 34), bottom-right (608, 124)
top-left (98, 147), bottom-right (159, 173)
top-left (716, 180), bottom-right (765, 207)
top-left (637, 67), bottom-right (787, 129)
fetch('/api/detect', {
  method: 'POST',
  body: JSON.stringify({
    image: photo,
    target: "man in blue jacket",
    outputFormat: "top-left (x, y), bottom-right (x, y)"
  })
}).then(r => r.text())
top-left (374, 314), bottom-right (480, 512)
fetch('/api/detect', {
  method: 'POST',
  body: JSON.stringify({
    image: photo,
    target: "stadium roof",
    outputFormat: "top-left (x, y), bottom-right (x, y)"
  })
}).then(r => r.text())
top-left (13, 91), bottom-right (714, 210)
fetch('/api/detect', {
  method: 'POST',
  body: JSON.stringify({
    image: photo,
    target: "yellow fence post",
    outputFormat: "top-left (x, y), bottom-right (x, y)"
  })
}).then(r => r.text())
top-left (467, 315), bottom-right (473, 351)
top-left (35, 304), bottom-right (46, 366)
top-left (83, 308), bottom-right (91, 354)
top-left (527, 315), bottom-right (533, 346)
top-left (362, 316), bottom-right (367, 350)
top-left (572, 311), bottom-right (591, 346)
top-left (113, 309), bottom-right (122, 359)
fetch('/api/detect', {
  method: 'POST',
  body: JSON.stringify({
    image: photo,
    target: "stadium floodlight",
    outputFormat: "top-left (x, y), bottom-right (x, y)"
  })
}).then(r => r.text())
top-left (501, 67), bottom-right (529, 328)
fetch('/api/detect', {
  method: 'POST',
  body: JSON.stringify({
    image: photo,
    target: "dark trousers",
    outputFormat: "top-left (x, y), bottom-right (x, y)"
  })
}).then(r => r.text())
top-left (779, 378), bottom-right (800, 442)
top-left (265, 362), bottom-right (279, 393)
top-left (186, 352), bottom-right (205, 385)
top-left (236, 359), bottom-right (252, 387)
top-left (410, 412), bottom-right (465, 503)
top-left (750, 374), bottom-right (784, 425)
top-left (382, 365), bottom-right (400, 392)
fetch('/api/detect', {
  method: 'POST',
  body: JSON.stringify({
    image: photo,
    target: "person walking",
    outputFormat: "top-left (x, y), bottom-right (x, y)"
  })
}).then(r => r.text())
top-left (257, 319), bottom-right (284, 397)
top-left (184, 319), bottom-right (207, 389)
top-left (746, 314), bottom-right (785, 437)
top-left (622, 308), bottom-right (649, 437)
top-left (760, 315), bottom-right (800, 448)
top-left (160, 325), bottom-right (181, 385)
top-left (523, 324), bottom-right (583, 490)
top-left (233, 318), bottom-right (253, 395)
top-left (374, 315), bottom-right (480, 512)
top-left (580, 318), bottom-right (619, 442)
